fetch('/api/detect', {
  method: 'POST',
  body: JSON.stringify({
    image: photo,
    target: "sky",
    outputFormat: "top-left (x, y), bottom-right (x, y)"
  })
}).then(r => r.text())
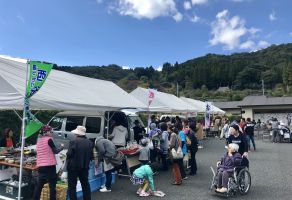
top-left (0, 0), bottom-right (292, 69)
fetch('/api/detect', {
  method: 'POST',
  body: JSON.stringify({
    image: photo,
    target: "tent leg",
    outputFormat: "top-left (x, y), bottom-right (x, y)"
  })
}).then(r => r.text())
top-left (106, 112), bottom-right (110, 140)
top-left (13, 109), bottom-right (22, 121)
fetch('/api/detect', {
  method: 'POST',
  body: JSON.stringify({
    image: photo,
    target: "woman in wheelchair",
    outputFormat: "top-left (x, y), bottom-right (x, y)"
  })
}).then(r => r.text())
top-left (215, 143), bottom-right (242, 193)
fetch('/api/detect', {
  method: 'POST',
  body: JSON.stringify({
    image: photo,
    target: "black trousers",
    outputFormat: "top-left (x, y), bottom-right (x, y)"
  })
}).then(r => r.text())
top-left (190, 150), bottom-right (197, 174)
top-left (105, 169), bottom-right (113, 190)
top-left (161, 153), bottom-right (168, 171)
top-left (178, 158), bottom-right (186, 179)
top-left (68, 169), bottom-right (91, 200)
top-left (33, 166), bottom-right (57, 200)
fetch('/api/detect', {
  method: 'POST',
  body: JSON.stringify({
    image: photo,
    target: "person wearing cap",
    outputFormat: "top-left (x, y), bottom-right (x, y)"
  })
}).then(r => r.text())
top-left (33, 125), bottom-right (64, 200)
top-left (133, 120), bottom-right (145, 144)
top-left (138, 138), bottom-right (150, 165)
top-left (67, 126), bottom-right (94, 200)
top-left (227, 124), bottom-right (248, 156)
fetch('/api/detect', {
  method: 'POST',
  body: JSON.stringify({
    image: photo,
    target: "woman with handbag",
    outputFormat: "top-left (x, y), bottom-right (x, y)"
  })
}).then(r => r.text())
top-left (169, 125), bottom-right (182, 185)
top-left (176, 123), bottom-right (187, 180)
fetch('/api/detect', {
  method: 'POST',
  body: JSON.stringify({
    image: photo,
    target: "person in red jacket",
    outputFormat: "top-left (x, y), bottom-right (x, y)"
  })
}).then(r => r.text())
top-left (33, 125), bottom-right (63, 200)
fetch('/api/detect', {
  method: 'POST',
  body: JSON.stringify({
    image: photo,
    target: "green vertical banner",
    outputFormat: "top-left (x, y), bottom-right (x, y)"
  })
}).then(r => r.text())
top-left (25, 61), bottom-right (53, 138)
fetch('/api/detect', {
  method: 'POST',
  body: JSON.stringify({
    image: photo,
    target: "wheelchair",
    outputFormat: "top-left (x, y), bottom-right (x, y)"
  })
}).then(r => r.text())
top-left (210, 165), bottom-right (251, 197)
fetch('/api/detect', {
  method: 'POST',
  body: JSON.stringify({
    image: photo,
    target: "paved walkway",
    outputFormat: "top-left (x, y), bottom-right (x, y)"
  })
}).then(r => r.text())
top-left (93, 138), bottom-right (292, 200)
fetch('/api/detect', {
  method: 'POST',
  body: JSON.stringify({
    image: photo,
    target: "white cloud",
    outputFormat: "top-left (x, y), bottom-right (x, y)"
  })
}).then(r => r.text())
top-left (248, 27), bottom-right (261, 35)
top-left (190, 14), bottom-right (200, 23)
top-left (231, 0), bottom-right (244, 2)
top-left (173, 12), bottom-right (183, 22)
top-left (209, 9), bottom-right (266, 51)
top-left (115, 0), bottom-right (180, 20)
top-left (240, 40), bottom-right (255, 49)
top-left (209, 10), bottom-right (247, 50)
top-left (96, 0), bottom-right (103, 3)
top-left (257, 40), bottom-right (270, 48)
top-left (156, 65), bottom-right (163, 71)
top-left (183, 1), bottom-right (192, 10)
top-left (289, 32), bottom-right (292, 37)
top-left (269, 10), bottom-right (277, 21)
top-left (191, 0), bottom-right (208, 5)
top-left (122, 66), bottom-right (131, 70)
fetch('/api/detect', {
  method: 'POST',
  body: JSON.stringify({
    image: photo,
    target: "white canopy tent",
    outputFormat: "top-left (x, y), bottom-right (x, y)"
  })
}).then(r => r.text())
top-left (0, 55), bottom-right (147, 111)
top-left (180, 97), bottom-right (226, 115)
top-left (130, 87), bottom-right (198, 113)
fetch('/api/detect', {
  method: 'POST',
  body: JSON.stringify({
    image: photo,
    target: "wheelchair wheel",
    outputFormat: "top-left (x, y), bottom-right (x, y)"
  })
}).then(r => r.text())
top-left (237, 169), bottom-right (251, 195)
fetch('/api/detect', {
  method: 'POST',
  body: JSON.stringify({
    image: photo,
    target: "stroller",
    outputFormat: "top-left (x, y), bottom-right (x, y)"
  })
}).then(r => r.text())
top-left (278, 123), bottom-right (292, 143)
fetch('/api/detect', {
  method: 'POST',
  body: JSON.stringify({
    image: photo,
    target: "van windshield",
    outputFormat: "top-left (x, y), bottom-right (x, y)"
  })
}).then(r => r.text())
top-left (49, 117), bottom-right (65, 131)
top-left (128, 116), bottom-right (145, 128)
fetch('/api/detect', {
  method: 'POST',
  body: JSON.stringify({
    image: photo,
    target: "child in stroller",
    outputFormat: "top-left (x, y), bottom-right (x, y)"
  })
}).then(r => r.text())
top-left (215, 143), bottom-right (243, 193)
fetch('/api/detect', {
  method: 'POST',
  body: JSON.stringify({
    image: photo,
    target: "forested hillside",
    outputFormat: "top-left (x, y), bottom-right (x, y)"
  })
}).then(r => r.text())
top-left (54, 43), bottom-right (292, 101)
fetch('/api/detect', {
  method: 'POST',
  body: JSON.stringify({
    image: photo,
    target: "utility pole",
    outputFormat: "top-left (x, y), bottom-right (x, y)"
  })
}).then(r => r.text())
top-left (262, 79), bottom-right (265, 96)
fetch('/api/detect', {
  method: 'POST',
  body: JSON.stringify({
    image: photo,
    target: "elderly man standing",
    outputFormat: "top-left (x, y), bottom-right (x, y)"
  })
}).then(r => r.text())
top-left (67, 126), bottom-right (94, 200)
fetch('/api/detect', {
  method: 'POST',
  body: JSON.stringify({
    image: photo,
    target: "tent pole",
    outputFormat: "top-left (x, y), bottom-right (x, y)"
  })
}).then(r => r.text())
top-left (18, 61), bottom-right (29, 200)
top-left (106, 112), bottom-right (110, 140)
top-left (13, 109), bottom-right (22, 121)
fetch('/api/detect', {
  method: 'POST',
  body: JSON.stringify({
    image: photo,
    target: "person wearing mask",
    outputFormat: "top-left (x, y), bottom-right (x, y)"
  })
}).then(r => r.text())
top-left (95, 136), bottom-right (117, 192)
top-left (133, 120), bottom-right (145, 144)
top-left (227, 125), bottom-right (248, 157)
top-left (33, 125), bottom-right (64, 200)
top-left (109, 120), bottom-right (128, 148)
top-left (188, 122), bottom-right (198, 176)
top-left (160, 122), bottom-right (169, 171)
top-left (245, 118), bottom-right (256, 151)
top-left (176, 123), bottom-right (187, 180)
top-left (169, 126), bottom-right (182, 185)
top-left (0, 128), bottom-right (15, 148)
top-left (67, 126), bottom-right (94, 200)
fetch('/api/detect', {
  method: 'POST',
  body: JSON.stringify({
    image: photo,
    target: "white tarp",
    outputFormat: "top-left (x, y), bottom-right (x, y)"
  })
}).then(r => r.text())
top-left (180, 97), bottom-right (225, 115)
top-left (0, 55), bottom-right (147, 111)
top-left (130, 87), bottom-right (197, 113)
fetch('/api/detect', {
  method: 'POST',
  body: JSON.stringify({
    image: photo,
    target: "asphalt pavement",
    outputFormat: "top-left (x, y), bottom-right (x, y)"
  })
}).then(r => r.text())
top-left (92, 137), bottom-right (292, 200)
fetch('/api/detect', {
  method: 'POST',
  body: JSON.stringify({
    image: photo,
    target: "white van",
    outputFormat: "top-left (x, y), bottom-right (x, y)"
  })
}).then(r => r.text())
top-left (48, 110), bottom-right (145, 148)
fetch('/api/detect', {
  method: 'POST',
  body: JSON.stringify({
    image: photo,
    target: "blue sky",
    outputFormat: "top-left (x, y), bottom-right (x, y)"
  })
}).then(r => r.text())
top-left (0, 0), bottom-right (292, 69)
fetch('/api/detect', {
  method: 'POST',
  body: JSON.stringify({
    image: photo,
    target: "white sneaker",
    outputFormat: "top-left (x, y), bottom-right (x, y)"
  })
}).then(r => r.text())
top-left (100, 187), bottom-right (111, 192)
top-left (198, 146), bottom-right (203, 149)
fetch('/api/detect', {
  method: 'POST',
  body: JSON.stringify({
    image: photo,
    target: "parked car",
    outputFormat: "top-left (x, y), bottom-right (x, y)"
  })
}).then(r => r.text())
top-left (48, 110), bottom-right (144, 148)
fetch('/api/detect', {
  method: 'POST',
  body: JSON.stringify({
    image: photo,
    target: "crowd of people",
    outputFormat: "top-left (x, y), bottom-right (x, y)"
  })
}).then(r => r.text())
top-left (0, 114), bottom-right (266, 199)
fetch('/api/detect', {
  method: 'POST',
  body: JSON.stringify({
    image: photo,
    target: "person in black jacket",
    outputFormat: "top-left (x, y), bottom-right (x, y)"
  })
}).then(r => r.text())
top-left (188, 122), bottom-right (198, 176)
top-left (67, 126), bottom-right (94, 200)
top-left (227, 124), bottom-right (248, 157)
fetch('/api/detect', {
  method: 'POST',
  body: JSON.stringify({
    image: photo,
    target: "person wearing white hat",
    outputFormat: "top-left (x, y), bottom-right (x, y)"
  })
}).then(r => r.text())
top-left (67, 126), bottom-right (94, 200)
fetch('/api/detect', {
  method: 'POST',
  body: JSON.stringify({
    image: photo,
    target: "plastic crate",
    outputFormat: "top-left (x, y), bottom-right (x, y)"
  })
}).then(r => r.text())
top-left (0, 181), bottom-right (29, 200)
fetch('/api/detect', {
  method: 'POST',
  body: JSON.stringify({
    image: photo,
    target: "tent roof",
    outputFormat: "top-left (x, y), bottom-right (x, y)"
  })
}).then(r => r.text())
top-left (130, 87), bottom-right (197, 113)
top-left (180, 97), bottom-right (226, 115)
top-left (0, 55), bottom-right (146, 111)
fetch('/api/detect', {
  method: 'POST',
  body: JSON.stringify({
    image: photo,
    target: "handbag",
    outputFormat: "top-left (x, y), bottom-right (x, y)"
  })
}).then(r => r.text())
top-left (109, 151), bottom-right (125, 167)
top-left (171, 136), bottom-right (183, 159)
